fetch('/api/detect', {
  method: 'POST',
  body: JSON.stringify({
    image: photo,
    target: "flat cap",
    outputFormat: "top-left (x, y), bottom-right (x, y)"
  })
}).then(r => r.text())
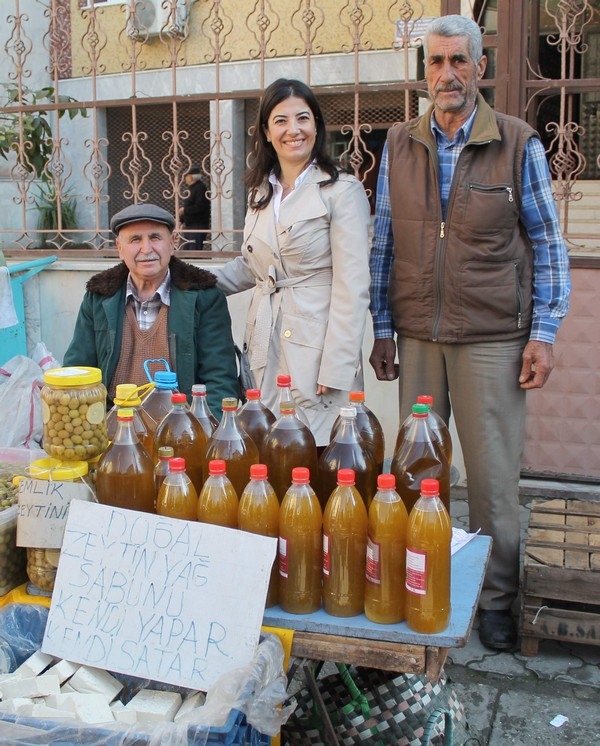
top-left (188, 166), bottom-right (201, 175)
top-left (110, 203), bottom-right (176, 235)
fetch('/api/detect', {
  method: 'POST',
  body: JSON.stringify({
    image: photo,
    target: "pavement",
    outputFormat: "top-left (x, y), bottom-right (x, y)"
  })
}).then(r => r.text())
top-left (444, 479), bottom-right (600, 745)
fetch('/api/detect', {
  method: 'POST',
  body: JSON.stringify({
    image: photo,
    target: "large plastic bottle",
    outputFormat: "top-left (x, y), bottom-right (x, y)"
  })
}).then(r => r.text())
top-left (140, 367), bottom-right (179, 429)
top-left (190, 383), bottom-right (218, 438)
top-left (275, 375), bottom-right (310, 427)
top-left (278, 467), bottom-right (322, 614)
top-left (317, 406), bottom-right (377, 511)
top-left (204, 397), bottom-right (259, 499)
top-left (322, 468), bottom-right (368, 617)
top-left (106, 383), bottom-right (157, 456)
top-left (197, 459), bottom-right (239, 528)
top-left (330, 391), bottom-right (385, 475)
top-left (390, 403), bottom-right (450, 515)
top-left (156, 457), bottom-right (198, 521)
top-left (261, 401), bottom-right (319, 504)
top-left (154, 392), bottom-right (207, 495)
top-left (405, 478), bottom-right (452, 633)
top-left (364, 473), bottom-right (408, 624)
top-left (237, 389), bottom-right (276, 453)
top-left (416, 394), bottom-right (453, 466)
top-left (238, 463), bottom-right (280, 608)
top-left (96, 407), bottom-right (156, 513)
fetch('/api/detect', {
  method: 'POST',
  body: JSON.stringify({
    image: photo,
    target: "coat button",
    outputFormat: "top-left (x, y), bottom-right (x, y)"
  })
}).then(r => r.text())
top-left (247, 245), bottom-right (253, 253)
top-left (284, 329), bottom-right (292, 338)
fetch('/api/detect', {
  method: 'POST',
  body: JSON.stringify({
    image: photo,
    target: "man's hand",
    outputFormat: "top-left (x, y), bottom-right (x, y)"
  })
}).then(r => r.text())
top-left (369, 338), bottom-right (399, 381)
top-left (519, 340), bottom-right (554, 390)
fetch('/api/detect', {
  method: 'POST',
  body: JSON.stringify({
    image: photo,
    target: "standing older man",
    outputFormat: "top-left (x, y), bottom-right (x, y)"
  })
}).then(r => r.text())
top-left (63, 203), bottom-right (239, 416)
top-left (369, 15), bottom-right (571, 650)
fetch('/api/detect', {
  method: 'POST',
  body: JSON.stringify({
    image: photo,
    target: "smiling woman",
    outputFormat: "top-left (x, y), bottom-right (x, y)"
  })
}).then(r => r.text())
top-left (214, 78), bottom-right (372, 446)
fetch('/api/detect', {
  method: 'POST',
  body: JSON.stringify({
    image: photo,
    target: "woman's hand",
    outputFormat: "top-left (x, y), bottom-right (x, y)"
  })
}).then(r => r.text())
top-left (316, 384), bottom-right (329, 396)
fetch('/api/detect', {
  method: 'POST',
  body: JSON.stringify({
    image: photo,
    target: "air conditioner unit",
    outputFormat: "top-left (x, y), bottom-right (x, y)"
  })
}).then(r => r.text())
top-left (127, 0), bottom-right (189, 40)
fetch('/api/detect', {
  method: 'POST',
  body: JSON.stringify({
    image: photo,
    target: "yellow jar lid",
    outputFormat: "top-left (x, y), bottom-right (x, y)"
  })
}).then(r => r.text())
top-left (43, 366), bottom-right (103, 387)
top-left (29, 458), bottom-right (89, 481)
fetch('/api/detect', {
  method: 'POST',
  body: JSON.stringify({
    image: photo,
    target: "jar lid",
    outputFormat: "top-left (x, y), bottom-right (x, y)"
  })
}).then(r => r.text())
top-left (44, 366), bottom-right (103, 387)
top-left (30, 458), bottom-right (89, 480)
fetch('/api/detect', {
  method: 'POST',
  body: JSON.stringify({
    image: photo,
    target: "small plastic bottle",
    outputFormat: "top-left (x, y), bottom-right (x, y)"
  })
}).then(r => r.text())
top-left (364, 473), bottom-right (408, 624)
top-left (238, 464), bottom-right (280, 608)
top-left (154, 392), bottom-right (207, 495)
top-left (106, 383), bottom-right (157, 456)
top-left (190, 383), bottom-right (219, 438)
top-left (154, 445), bottom-right (175, 496)
top-left (330, 391), bottom-right (385, 475)
top-left (391, 403), bottom-right (450, 514)
top-left (140, 368), bottom-right (179, 429)
top-left (275, 375), bottom-right (310, 427)
top-left (156, 457), bottom-right (198, 521)
top-left (278, 467), bottom-right (322, 614)
top-left (205, 397), bottom-right (259, 499)
top-left (197, 459), bottom-right (239, 529)
top-left (261, 401), bottom-right (319, 504)
top-left (96, 407), bottom-right (156, 513)
top-left (317, 406), bottom-right (378, 511)
top-left (416, 394), bottom-right (453, 466)
top-left (322, 468), bottom-right (368, 617)
top-left (237, 389), bottom-right (276, 453)
top-left (405, 478), bottom-right (452, 634)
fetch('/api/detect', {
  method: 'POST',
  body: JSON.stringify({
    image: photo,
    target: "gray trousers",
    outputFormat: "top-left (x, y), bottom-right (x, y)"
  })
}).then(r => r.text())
top-left (396, 335), bottom-right (527, 610)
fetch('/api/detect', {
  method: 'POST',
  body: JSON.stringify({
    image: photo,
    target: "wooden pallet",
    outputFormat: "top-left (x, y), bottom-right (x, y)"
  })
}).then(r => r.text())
top-left (520, 498), bottom-right (600, 656)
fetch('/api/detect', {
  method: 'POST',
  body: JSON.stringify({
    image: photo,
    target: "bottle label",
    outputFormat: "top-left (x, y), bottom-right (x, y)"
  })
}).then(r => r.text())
top-left (365, 537), bottom-right (381, 584)
top-left (405, 546), bottom-right (427, 595)
top-left (278, 536), bottom-right (288, 579)
top-left (322, 533), bottom-right (330, 577)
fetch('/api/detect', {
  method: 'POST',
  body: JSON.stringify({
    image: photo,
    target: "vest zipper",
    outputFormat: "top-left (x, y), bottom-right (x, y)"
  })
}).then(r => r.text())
top-left (469, 183), bottom-right (514, 203)
top-left (440, 222), bottom-right (445, 239)
top-left (514, 262), bottom-right (523, 329)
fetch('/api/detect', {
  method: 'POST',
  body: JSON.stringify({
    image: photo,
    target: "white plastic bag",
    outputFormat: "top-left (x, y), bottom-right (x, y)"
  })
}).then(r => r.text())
top-left (0, 355), bottom-right (44, 448)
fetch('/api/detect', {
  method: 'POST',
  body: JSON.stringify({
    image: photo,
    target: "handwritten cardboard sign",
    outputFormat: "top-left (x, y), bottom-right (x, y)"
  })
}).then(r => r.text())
top-left (17, 477), bottom-right (95, 548)
top-left (42, 501), bottom-right (277, 691)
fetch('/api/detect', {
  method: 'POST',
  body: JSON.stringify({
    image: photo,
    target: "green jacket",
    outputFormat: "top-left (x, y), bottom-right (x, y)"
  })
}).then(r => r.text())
top-left (63, 256), bottom-right (240, 416)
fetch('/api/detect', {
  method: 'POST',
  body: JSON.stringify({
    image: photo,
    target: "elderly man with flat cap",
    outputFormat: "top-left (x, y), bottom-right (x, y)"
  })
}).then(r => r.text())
top-left (63, 203), bottom-right (239, 415)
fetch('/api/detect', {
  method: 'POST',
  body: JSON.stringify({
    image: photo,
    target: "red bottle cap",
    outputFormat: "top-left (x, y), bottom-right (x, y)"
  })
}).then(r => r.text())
top-left (377, 473), bottom-right (396, 490)
top-left (246, 389), bottom-right (261, 400)
top-left (209, 459), bottom-right (227, 475)
top-left (171, 392), bottom-right (187, 404)
top-left (417, 394), bottom-right (433, 406)
top-left (420, 478), bottom-right (439, 496)
top-left (291, 467), bottom-right (310, 483)
top-left (277, 375), bottom-right (291, 387)
top-left (337, 468), bottom-right (355, 485)
top-left (169, 457), bottom-right (186, 472)
top-left (348, 391), bottom-right (365, 403)
top-left (250, 463), bottom-right (268, 479)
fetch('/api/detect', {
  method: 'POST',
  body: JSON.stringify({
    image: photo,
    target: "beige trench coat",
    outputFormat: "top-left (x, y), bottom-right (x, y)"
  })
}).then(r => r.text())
top-left (215, 165), bottom-right (371, 445)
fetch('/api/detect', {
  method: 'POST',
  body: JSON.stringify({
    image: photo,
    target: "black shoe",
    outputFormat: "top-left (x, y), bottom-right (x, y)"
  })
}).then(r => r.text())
top-left (478, 609), bottom-right (517, 651)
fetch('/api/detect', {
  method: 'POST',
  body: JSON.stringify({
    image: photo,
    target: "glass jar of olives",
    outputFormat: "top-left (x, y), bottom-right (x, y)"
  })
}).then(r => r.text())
top-left (41, 367), bottom-right (108, 461)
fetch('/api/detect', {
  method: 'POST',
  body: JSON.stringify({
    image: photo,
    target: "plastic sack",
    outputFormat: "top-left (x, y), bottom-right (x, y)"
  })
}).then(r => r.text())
top-left (0, 355), bottom-right (44, 448)
top-left (0, 604), bottom-right (49, 674)
top-left (192, 632), bottom-right (294, 736)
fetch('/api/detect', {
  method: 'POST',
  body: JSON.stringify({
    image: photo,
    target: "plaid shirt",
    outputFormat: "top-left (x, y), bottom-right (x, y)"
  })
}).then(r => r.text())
top-left (369, 108), bottom-right (571, 345)
top-left (126, 270), bottom-right (171, 330)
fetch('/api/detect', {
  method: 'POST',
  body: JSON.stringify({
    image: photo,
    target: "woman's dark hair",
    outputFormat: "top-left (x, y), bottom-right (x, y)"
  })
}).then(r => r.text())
top-left (246, 78), bottom-right (340, 210)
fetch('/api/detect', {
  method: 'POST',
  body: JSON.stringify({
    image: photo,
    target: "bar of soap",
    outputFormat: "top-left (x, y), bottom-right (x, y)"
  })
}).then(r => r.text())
top-left (46, 692), bottom-right (114, 724)
top-left (68, 665), bottom-right (123, 702)
top-left (0, 672), bottom-right (60, 700)
top-left (174, 691), bottom-right (206, 723)
top-left (46, 659), bottom-right (80, 685)
top-left (0, 697), bottom-right (35, 716)
top-left (31, 703), bottom-right (77, 719)
top-left (124, 689), bottom-right (182, 723)
top-left (12, 651), bottom-right (55, 679)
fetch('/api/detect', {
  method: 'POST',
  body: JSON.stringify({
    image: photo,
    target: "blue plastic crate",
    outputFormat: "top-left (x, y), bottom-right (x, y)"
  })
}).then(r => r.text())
top-left (0, 708), bottom-right (270, 745)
